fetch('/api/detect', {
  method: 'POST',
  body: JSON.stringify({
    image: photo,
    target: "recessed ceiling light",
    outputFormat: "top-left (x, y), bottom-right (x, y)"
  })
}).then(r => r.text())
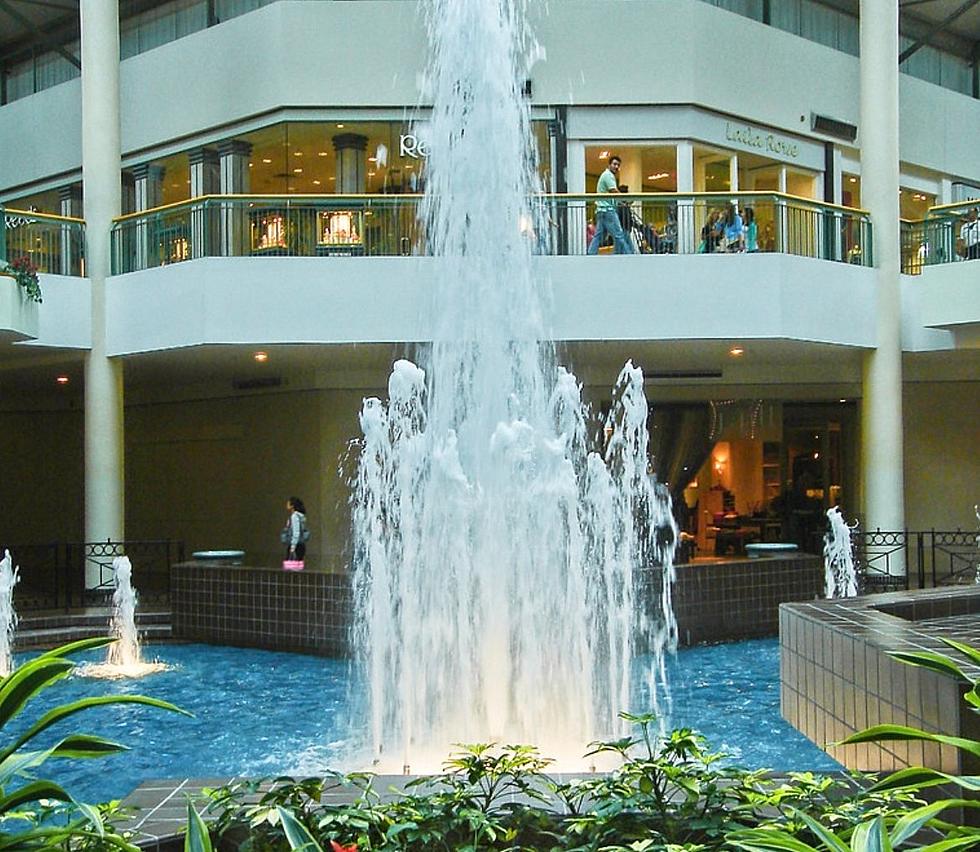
top-left (294, 151), bottom-right (303, 157)
top-left (849, 177), bottom-right (857, 183)
top-left (729, 346), bottom-right (744, 357)
top-left (599, 150), bottom-right (609, 160)
top-left (253, 351), bottom-right (268, 363)
top-left (248, 163), bottom-right (253, 168)
top-left (329, 177), bottom-right (336, 181)
top-left (368, 171), bottom-right (375, 176)
top-left (368, 157), bottom-right (377, 163)
top-left (262, 158), bottom-right (272, 164)
top-left (839, 398), bottom-right (847, 403)
top-left (336, 123), bottom-right (345, 128)
top-left (318, 151), bottom-right (329, 157)
top-left (293, 167), bottom-right (303, 173)
top-left (646, 172), bottom-right (669, 180)
top-left (312, 179), bottom-right (321, 185)
top-left (56, 375), bottom-right (69, 385)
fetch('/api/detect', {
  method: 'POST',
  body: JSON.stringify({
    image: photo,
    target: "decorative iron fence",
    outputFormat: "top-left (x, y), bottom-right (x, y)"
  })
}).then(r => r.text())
top-left (0, 539), bottom-right (183, 611)
top-left (1, 206), bottom-right (86, 276)
top-left (110, 191), bottom-right (873, 273)
top-left (851, 528), bottom-right (978, 592)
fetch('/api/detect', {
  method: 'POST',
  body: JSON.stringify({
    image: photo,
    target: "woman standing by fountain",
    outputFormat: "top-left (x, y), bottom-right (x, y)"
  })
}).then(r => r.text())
top-left (282, 497), bottom-right (309, 565)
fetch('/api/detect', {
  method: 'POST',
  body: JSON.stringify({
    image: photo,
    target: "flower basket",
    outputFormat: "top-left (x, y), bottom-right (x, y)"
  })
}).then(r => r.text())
top-left (0, 256), bottom-right (42, 303)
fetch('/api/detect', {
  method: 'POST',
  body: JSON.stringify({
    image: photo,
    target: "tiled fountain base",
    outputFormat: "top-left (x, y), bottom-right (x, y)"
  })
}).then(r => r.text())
top-left (172, 554), bottom-right (823, 654)
top-left (780, 586), bottom-right (980, 775)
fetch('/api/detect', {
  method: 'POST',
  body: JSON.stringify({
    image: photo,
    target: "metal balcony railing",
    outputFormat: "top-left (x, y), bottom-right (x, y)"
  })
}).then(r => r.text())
top-left (1, 206), bottom-right (86, 276)
top-left (108, 192), bottom-right (874, 274)
top-left (901, 200), bottom-right (980, 274)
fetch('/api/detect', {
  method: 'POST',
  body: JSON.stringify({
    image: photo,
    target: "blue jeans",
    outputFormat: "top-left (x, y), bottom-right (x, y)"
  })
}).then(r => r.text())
top-left (588, 208), bottom-right (635, 255)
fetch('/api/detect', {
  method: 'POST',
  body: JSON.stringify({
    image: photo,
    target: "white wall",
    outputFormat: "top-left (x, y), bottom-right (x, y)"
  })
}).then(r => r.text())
top-left (17, 274), bottom-right (91, 349)
top-left (913, 262), bottom-right (980, 331)
top-left (2, 0), bottom-right (978, 194)
top-left (103, 253), bottom-right (880, 354)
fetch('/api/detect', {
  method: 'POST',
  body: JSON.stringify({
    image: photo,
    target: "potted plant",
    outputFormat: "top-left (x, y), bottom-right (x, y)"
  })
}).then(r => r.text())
top-left (0, 254), bottom-right (42, 303)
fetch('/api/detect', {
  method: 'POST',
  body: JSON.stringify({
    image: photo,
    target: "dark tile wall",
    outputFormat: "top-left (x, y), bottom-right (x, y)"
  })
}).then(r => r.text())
top-left (172, 563), bottom-right (350, 655)
top-left (780, 588), bottom-right (980, 774)
top-left (672, 554), bottom-right (823, 645)
top-left (173, 555), bottom-right (822, 655)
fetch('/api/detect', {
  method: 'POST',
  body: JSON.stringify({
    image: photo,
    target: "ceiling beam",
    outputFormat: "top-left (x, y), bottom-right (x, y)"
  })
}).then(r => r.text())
top-left (0, 0), bottom-right (79, 68)
top-left (899, 0), bottom-right (980, 63)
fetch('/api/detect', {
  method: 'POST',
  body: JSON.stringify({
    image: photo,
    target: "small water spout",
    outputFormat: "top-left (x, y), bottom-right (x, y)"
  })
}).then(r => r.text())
top-left (77, 556), bottom-right (169, 679)
top-left (0, 550), bottom-right (20, 677)
top-left (108, 556), bottom-right (140, 667)
top-left (824, 507), bottom-right (858, 598)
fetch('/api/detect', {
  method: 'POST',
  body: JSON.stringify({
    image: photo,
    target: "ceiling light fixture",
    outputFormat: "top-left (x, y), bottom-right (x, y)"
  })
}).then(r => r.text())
top-left (598, 150), bottom-right (609, 160)
top-left (56, 375), bottom-right (69, 385)
top-left (262, 158), bottom-right (272, 164)
top-left (729, 346), bottom-right (744, 357)
top-left (253, 351), bottom-right (268, 363)
top-left (646, 172), bottom-right (669, 180)
top-left (318, 151), bottom-right (328, 157)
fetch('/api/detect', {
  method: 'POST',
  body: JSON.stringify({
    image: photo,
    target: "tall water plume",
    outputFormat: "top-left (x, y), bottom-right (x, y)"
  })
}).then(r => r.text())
top-left (823, 507), bottom-right (858, 598)
top-left (350, 0), bottom-right (676, 770)
top-left (0, 550), bottom-right (20, 677)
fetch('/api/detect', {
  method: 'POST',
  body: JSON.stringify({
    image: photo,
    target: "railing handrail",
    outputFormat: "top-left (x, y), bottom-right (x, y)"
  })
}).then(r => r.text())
top-left (110, 190), bottom-right (871, 226)
top-left (4, 207), bottom-right (86, 225)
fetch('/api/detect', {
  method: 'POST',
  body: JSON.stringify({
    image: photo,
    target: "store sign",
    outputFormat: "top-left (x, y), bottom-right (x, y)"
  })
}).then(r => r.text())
top-left (725, 122), bottom-right (800, 159)
top-left (399, 134), bottom-right (430, 159)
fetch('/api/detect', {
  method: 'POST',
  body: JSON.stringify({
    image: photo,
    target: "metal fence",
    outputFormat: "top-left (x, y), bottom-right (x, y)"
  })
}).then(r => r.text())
top-left (2, 206), bottom-right (86, 276)
top-left (1, 539), bottom-right (184, 611)
top-left (852, 528), bottom-right (978, 592)
top-left (110, 191), bottom-right (873, 273)
top-left (901, 201), bottom-right (980, 275)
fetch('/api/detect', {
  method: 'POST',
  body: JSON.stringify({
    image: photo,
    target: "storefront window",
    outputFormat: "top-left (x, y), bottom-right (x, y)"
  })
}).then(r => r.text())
top-left (842, 173), bottom-right (861, 208)
top-left (6, 189), bottom-right (61, 214)
top-left (584, 145), bottom-right (678, 194)
top-left (694, 146), bottom-right (731, 192)
top-left (899, 187), bottom-right (935, 221)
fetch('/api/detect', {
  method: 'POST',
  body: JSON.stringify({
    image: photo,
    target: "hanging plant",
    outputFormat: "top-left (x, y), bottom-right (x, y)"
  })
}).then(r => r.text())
top-left (0, 255), bottom-right (42, 303)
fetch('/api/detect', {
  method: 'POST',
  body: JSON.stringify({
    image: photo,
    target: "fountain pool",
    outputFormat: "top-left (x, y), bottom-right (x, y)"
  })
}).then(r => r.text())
top-left (12, 638), bottom-right (840, 804)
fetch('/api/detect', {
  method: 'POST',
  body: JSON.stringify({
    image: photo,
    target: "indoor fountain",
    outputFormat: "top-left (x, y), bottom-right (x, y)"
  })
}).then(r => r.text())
top-left (77, 556), bottom-right (169, 678)
top-left (823, 506), bottom-right (858, 598)
top-left (349, 0), bottom-right (677, 772)
top-left (0, 549), bottom-right (19, 677)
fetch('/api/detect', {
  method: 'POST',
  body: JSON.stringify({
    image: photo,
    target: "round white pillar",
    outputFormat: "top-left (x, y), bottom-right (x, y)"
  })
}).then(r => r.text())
top-left (81, 0), bottom-right (125, 587)
top-left (859, 0), bottom-right (906, 556)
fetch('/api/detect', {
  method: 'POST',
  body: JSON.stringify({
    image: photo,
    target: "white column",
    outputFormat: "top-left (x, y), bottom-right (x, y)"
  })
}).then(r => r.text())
top-left (566, 140), bottom-right (586, 254)
top-left (81, 0), bottom-right (124, 588)
top-left (58, 185), bottom-right (82, 276)
top-left (729, 154), bottom-right (739, 192)
top-left (333, 133), bottom-right (368, 193)
top-left (219, 140), bottom-right (251, 256)
top-left (676, 141), bottom-right (695, 254)
top-left (860, 0), bottom-right (906, 562)
top-left (189, 147), bottom-right (219, 258)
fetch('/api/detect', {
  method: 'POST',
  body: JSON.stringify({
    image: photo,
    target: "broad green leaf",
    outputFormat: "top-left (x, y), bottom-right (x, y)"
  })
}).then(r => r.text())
top-left (0, 658), bottom-right (73, 729)
top-left (889, 650), bottom-right (967, 682)
top-left (75, 801), bottom-right (105, 837)
top-left (36, 636), bottom-right (116, 660)
top-left (727, 828), bottom-right (821, 852)
top-left (915, 837), bottom-right (980, 852)
top-left (2, 693), bottom-right (190, 760)
top-left (941, 638), bottom-right (980, 668)
top-left (891, 799), bottom-right (980, 845)
top-left (48, 734), bottom-right (130, 759)
top-left (0, 779), bottom-right (71, 814)
top-left (277, 806), bottom-right (323, 852)
top-left (790, 808), bottom-right (848, 852)
top-left (869, 767), bottom-right (980, 793)
top-left (185, 800), bottom-right (213, 852)
top-left (839, 725), bottom-right (980, 759)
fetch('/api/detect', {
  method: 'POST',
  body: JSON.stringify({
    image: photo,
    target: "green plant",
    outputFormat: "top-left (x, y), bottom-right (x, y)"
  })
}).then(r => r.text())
top-left (0, 255), bottom-right (42, 303)
top-left (727, 637), bottom-right (980, 851)
top-left (0, 636), bottom-right (189, 849)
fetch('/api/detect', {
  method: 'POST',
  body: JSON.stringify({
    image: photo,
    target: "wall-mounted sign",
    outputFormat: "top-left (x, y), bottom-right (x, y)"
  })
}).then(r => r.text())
top-left (399, 134), bottom-right (430, 159)
top-left (725, 122), bottom-right (800, 159)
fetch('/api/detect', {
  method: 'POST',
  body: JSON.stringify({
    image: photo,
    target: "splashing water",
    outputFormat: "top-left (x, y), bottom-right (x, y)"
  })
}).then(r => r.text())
top-left (0, 550), bottom-right (20, 677)
top-left (349, 0), bottom-right (677, 772)
top-left (78, 556), bottom-right (169, 679)
top-left (823, 507), bottom-right (858, 598)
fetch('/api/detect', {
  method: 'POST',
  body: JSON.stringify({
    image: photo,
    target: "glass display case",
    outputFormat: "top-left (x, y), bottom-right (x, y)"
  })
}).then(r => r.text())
top-left (317, 209), bottom-right (365, 256)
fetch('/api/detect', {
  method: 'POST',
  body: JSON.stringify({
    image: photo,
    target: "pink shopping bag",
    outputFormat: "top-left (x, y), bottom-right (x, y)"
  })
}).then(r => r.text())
top-left (282, 559), bottom-right (305, 571)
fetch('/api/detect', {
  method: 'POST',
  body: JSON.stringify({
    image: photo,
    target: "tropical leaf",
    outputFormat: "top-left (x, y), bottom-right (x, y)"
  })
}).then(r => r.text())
top-left (185, 800), bottom-right (214, 852)
top-left (790, 809), bottom-right (848, 852)
top-left (2, 694), bottom-right (190, 760)
top-left (888, 650), bottom-right (967, 682)
top-left (74, 800), bottom-right (106, 837)
top-left (726, 827), bottom-right (821, 852)
top-left (838, 725), bottom-right (980, 759)
top-left (0, 658), bottom-right (74, 729)
top-left (0, 779), bottom-right (72, 814)
top-left (915, 838), bottom-right (980, 852)
top-left (35, 636), bottom-right (116, 660)
top-left (940, 638), bottom-right (980, 669)
top-left (868, 767), bottom-right (980, 793)
top-left (277, 806), bottom-right (324, 852)
top-left (890, 799), bottom-right (980, 845)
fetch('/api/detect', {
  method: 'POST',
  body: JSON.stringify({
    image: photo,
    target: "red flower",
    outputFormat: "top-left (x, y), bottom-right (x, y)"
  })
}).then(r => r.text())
top-left (329, 842), bottom-right (357, 852)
